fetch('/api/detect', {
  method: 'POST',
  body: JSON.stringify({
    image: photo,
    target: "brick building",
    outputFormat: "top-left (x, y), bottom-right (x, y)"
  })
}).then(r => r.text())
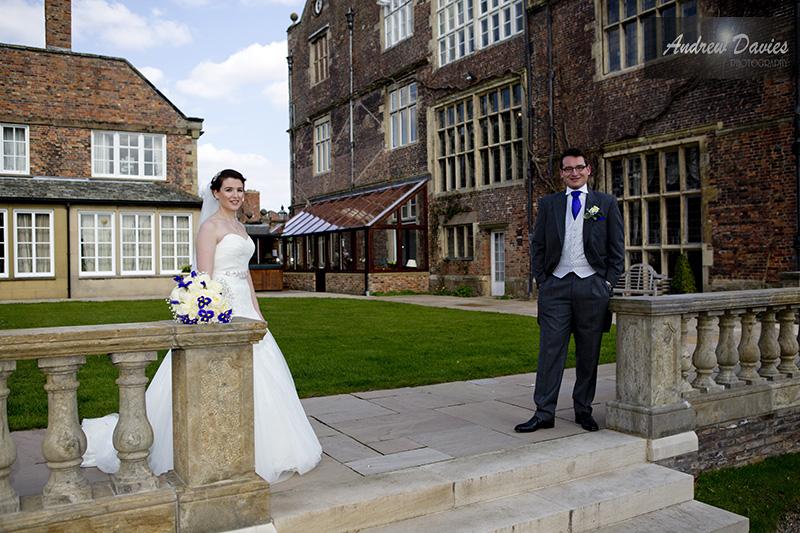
top-left (286, 0), bottom-right (795, 296)
top-left (0, 0), bottom-right (203, 301)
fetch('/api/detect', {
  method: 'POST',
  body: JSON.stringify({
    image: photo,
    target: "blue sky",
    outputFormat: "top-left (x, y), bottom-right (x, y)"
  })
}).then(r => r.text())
top-left (1, 0), bottom-right (307, 212)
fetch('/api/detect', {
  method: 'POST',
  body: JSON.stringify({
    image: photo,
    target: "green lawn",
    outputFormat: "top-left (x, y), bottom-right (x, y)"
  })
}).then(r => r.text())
top-left (0, 297), bottom-right (615, 430)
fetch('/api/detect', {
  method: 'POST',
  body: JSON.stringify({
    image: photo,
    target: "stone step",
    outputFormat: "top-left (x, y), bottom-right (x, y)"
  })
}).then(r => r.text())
top-left (592, 500), bottom-right (749, 533)
top-left (362, 462), bottom-right (694, 532)
top-left (270, 430), bottom-right (647, 533)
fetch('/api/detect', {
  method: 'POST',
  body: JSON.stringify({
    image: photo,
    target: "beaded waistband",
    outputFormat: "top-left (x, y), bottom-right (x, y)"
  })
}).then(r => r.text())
top-left (220, 270), bottom-right (248, 279)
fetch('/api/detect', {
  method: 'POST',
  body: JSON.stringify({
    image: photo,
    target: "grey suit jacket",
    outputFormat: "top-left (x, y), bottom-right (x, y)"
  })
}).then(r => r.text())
top-left (531, 189), bottom-right (625, 288)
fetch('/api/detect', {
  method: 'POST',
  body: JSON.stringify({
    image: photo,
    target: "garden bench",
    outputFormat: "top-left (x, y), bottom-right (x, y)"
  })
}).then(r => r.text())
top-left (613, 263), bottom-right (670, 296)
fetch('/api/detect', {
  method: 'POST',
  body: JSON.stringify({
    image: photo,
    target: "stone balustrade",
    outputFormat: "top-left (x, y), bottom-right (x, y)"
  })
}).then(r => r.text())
top-left (608, 288), bottom-right (800, 444)
top-left (0, 318), bottom-right (271, 533)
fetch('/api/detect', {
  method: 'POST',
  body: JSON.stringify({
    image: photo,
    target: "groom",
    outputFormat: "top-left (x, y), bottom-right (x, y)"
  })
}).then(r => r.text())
top-left (515, 147), bottom-right (624, 433)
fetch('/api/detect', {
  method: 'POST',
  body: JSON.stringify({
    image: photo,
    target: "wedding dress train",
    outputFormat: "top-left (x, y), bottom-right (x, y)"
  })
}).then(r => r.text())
top-left (82, 234), bottom-right (322, 484)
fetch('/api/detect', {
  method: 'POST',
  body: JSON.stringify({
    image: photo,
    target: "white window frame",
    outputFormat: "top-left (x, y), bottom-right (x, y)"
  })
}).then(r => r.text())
top-left (2, 124), bottom-right (30, 175)
top-left (91, 130), bottom-right (167, 180)
top-left (160, 213), bottom-right (193, 274)
top-left (120, 212), bottom-right (155, 275)
top-left (314, 118), bottom-right (331, 174)
top-left (390, 82), bottom-right (418, 149)
top-left (437, 0), bottom-right (523, 67)
top-left (385, 0), bottom-right (414, 49)
top-left (0, 209), bottom-right (7, 278)
top-left (14, 209), bottom-right (54, 277)
top-left (79, 211), bottom-right (116, 276)
top-left (603, 0), bottom-right (698, 74)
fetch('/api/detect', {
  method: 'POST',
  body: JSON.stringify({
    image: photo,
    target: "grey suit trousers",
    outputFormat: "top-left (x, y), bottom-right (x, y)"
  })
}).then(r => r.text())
top-left (533, 272), bottom-right (610, 422)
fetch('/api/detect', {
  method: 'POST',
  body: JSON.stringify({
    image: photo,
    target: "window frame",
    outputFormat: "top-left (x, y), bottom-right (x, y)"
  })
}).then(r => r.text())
top-left (446, 224), bottom-right (474, 260)
top-left (602, 0), bottom-right (698, 74)
top-left (437, 0), bottom-right (524, 68)
top-left (120, 212), bottom-right (155, 276)
top-left (1, 124), bottom-right (30, 175)
top-left (0, 209), bottom-right (7, 278)
top-left (310, 30), bottom-right (329, 86)
top-left (78, 211), bottom-right (116, 276)
top-left (159, 213), bottom-right (193, 274)
top-left (91, 130), bottom-right (167, 180)
top-left (385, 0), bottom-right (414, 49)
top-left (434, 79), bottom-right (524, 193)
top-left (389, 82), bottom-right (418, 150)
top-left (14, 209), bottom-right (54, 277)
top-left (314, 117), bottom-right (331, 175)
top-left (605, 140), bottom-right (704, 279)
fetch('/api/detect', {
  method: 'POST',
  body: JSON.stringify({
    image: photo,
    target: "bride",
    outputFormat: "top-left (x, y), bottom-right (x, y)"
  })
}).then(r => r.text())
top-left (82, 169), bottom-right (322, 484)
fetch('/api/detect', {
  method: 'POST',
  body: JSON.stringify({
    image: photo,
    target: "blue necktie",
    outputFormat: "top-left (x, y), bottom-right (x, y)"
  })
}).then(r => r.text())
top-left (571, 191), bottom-right (581, 220)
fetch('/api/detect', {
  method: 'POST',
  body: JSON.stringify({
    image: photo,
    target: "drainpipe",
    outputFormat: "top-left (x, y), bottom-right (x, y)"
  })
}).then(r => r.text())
top-left (794, 0), bottom-right (800, 269)
top-left (66, 202), bottom-right (71, 299)
top-left (547, 1), bottom-right (554, 181)
top-left (364, 228), bottom-right (370, 296)
top-left (287, 52), bottom-right (295, 209)
top-left (347, 8), bottom-right (355, 189)
top-left (523, 0), bottom-right (534, 299)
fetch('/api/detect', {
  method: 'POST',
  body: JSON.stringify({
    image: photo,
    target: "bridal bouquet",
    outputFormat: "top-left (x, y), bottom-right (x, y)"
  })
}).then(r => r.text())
top-left (167, 271), bottom-right (233, 324)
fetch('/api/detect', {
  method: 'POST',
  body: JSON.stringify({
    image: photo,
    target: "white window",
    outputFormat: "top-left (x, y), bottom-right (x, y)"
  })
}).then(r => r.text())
top-left (79, 212), bottom-right (115, 275)
top-left (390, 82), bottom-right (418, 149)
top-left (604, 0), bottom-right (697, 73)
top-left (446, 224), bottom-right (474, 260)
top-left (121, 213), bottom-right (155, 275)
top-left (314, 119), bottom-right (331, 174)
top-left (92, 131), bottom-right (166, 179)
top-left (15, 210), bottom-right (53, 277)
top-left (2, 124), bottom-right (29, 175)
top-left (160, 213), bottom-right (192, 273)
top-left (0, 210), bottom-right (7, 278)
top-left (437, 0), bottom-right (523, 67)
top-left (385, 0), bottom-right (414, 48)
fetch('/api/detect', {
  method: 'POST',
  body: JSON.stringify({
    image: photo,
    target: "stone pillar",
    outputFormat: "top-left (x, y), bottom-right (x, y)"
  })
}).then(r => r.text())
top-left (691, 312), bottom-right (724, 392)
top-left (738, 309), bottom-right (765, 383)
top-left (38, 356), bottom-right (92, 507)
top-left (605, 300), bottom-right (692, 439)
top-left (777, 308), bottom-right (800, 377)
top-left (110, 351), bottom-right (161, 494)
top-left (758, 309), bottom-right (784, 380)
top-left (715, 311), bottom-right (742, 387)
top-left (0, 361), bottom-right (18, 514)
top-left (171, 318), bottom-right (272, 532)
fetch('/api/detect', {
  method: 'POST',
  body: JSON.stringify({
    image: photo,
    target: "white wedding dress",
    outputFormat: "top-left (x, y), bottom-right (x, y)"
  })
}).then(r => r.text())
top-left (82, 234), bottom-right (322, 484)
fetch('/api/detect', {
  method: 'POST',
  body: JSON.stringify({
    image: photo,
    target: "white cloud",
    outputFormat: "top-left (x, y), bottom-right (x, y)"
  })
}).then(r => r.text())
top-left (199, 143), bottom-right (289, 211)
top-left (0, 0), bottom-right (44, 47)
top-left (72, 0), bottom-right (192, 51)
top-left (263, 80), bottom-right (288, 108)
top-left (137, 66), bottom-right (165, 85)
top-left (176, 41), bottom-right (287, 102)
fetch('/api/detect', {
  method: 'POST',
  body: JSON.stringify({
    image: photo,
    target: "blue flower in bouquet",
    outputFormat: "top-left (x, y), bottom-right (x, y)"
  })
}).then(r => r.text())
top-left (167, 271), bottom-right (233, 324)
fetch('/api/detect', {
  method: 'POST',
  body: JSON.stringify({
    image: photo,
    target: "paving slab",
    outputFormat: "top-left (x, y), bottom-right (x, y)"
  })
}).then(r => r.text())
top-left (328, 409), bottom-right (476, 444)
top-left (345, 447), bottom-right (453, 476)
top-left (408, 425), bottom-right (529, 458)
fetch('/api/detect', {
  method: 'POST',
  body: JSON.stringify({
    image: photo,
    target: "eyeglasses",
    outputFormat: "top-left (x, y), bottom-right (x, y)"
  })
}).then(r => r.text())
top-left (561, 165), bottom-right (588, 173)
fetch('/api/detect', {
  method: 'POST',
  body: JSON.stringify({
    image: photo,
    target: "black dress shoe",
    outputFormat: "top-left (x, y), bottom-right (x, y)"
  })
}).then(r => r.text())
top-left (514, 416), bottom-right (555, 433)
top-left (575, 412), bottom-right (599, 431)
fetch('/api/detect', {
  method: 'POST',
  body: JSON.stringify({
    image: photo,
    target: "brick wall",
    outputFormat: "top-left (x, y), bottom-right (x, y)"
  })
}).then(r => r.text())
top-left (657, 406), bottom-right (800, 475)
top-left (0, 45), bottom-right (201, 192)
top-left (368, 272), bottom-right (429, 294)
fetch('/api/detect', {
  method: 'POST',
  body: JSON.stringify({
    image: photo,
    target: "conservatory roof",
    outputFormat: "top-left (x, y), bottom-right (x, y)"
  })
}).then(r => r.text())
top-left (282, 178), bottom-right (427, 237)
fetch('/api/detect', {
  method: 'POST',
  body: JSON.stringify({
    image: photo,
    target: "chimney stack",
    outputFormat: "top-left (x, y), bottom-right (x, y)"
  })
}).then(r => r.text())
top-left (45, 0), bottom-right (72, 50)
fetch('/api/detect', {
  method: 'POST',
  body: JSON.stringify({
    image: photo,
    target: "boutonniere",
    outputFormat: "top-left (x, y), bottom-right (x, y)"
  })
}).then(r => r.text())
top-left (584, 205), bottom-right (605, 221)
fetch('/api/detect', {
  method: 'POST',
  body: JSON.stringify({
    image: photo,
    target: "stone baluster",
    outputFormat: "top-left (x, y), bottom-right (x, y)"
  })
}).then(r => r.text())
top-left (738, 309), bottom-right (765, 383)
top-left (777, 308), bottom-right (800, 377)
top-left (38, 356), bottom-right (92, 506)
top-left (715, 311), bottom-right (742, 387)
top-left (0, 361), bottom-right (19, 514)
top-left (691, 312), bottom-right (724, 392)
top-left (758, 309), bottom-right (783, 380)
top-left (680, 314), bottom-right (696, 395)
top-left (109, 351), bottom-right (161, 494)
